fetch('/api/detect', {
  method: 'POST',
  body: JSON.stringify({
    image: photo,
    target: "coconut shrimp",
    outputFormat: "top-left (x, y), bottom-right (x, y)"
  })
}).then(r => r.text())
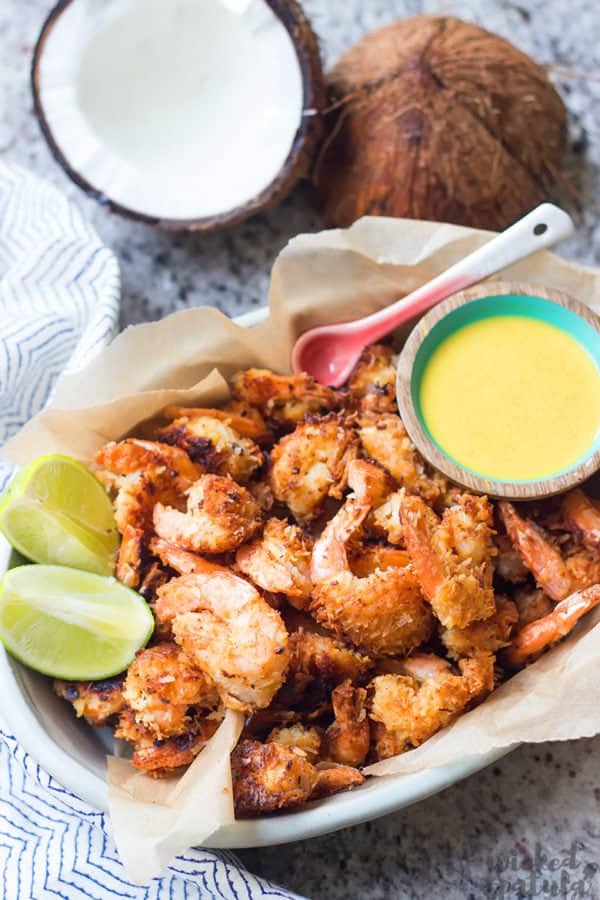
top-left (156, 412), bottom-right (263, 483)
top-left (236, 518), bottom-right (313, 609)
top-left (347, 344), bottom-right (398, 414)
top-left (561, 489), bottom-right (600, 551)
top-left (401, 493), bottom-right (496, 628)
top-left (322, 681), bottom-right (370, 767)
top-left (163, 403), bottom-right (273, 445)
top-left (311, 462), bottom-right (433, 656)
top-left (498, 501), bottom-right (600, 601)
top-left (359, 413), bottom-right (442, 505)
top-left (123, 642), bottom-right (218, 739)
top-left (266, 723), bottom-right (322, 762)
top-left (115, 708), bottom-right (219, 776)
top-left (502, 584), bottom-right (600, 669)
top-left (269, 414), bottom-right (359, 523)
top-left (369, 652), bottom-right (495, 759)
top-left (154, 474), bottom-right (262, 554)
top-left (440, 596), bottom-right (519, 660)
top-left (54, 676), bottom-right (126, 726)
top-left (96, 439), bottom-right (201, 533)
top-left (231, 740), bottom-right (363, 816)
top-left (115, 524), bottom-right (146, 589)
top-left (349, 545), bottom-right (410, 577)
top-left (231, 368), bottom-right (342, 430)
top-left (288, 627), bottom-right (372, 687)
top-left (155, 559), bottom-right (289, 711)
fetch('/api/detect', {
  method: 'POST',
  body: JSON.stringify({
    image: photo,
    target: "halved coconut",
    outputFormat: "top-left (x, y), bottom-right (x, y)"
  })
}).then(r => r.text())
top-left (32, 0), bottom-right (324, 230)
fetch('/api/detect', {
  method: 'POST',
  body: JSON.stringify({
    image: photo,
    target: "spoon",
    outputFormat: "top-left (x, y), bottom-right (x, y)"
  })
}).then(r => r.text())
top-left (290, 203), bottom-right (575, 386)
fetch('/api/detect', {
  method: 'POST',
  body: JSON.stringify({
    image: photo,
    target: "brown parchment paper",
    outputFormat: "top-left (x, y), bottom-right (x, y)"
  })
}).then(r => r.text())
top-left (4, 215), bottom-right (600, 880)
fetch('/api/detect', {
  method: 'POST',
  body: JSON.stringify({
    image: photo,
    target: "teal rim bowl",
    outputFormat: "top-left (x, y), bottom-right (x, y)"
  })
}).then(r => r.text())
top-left (396, 281), bottom-right (600, 500)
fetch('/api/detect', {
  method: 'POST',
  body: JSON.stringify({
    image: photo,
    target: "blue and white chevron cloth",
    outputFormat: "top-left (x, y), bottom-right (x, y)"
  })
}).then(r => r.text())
top-left (0, 163), bottom-right (302, 899)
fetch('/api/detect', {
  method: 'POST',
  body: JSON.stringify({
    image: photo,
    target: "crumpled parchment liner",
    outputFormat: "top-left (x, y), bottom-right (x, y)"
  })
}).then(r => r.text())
top-left (3, 216), bottom-right (600, 882)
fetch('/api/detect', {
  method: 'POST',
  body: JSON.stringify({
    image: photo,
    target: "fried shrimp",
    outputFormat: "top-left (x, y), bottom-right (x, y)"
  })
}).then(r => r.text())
top-left (96, 439), bottom-right (201, 533)
top-left (157, 412), bottom-right (263, 483)
top-left (311, 462), bottom-right (433, 656)
top-left (115, 709), bottom-right (219, 776)
top-left (266, 724), bottom-right (322, 762)
top-left (502, 584), bottom-right (600, 670)
top-left (288, 628), bottom-right (372, 686)
top-left (440, 596), bottom-right (519, 660)
top-left (54, 676), bottom-right (126, 725)
top-left (359, 413), bottom-right (441, 504)
top-left (561, 489), bottom-right (600, 551)
top-left (115, 524), bottom-right (146, 589)
top-left (347, 344), bottom-right (398, 414)
top-left (231, 368), bottom-right (341, 429)
top-left (236, 518), bottom-right (313, 608)
top-left (231, 739), bottom-right (319, 816)
top-left (123, 642), bottom-right (218, 739)
top-left (269, 414), bottom-right (359, 522)
top-left (513, 586), bottom-right (554, 627)
top-left (401, 493), bottom-right (496, 628)
top-left (154, 474), bottom-right (262, 553)
top-left (322, 681), bottom-right (370, 767)
top-left (369, 652), bottom-right (495, 759)
top-left (156, 560), bottom-right (289, 711)
top-left (163, 403), bottom-right (272, 445)
top-left (499, 502), bottom-right (600, 602)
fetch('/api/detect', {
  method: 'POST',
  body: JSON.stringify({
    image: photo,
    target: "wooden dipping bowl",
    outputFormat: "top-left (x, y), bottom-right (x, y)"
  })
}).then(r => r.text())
top-left (396, 281), bottom-right (600, 499)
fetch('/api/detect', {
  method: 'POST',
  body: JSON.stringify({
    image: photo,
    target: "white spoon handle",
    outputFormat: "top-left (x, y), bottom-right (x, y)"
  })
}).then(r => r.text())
top-left (355, 203), bottom-right (575, 344)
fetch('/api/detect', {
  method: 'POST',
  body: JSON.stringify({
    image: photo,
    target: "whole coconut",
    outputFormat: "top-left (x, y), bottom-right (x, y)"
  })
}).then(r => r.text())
top-left (314, 16), bottom-right (567, 230)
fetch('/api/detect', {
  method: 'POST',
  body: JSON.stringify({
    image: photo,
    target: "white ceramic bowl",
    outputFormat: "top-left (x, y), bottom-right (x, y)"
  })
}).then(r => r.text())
top-left (0, 307), bottom-right (509, 848)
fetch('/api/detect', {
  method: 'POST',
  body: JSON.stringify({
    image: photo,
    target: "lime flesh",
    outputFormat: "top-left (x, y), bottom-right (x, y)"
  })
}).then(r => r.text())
top-left (0, 455), bottom-right (118, 575)
top-left (0, 564), bottom-right (154, 679)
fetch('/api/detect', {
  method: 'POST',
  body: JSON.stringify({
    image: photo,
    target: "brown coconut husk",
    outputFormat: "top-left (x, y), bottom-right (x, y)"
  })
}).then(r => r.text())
top-left (313, 16), bottom-right (567, 231)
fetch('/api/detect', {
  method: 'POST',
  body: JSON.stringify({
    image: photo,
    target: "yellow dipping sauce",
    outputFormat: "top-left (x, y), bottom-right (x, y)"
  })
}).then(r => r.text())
top-left (420, 314), bottom-right (600, 480)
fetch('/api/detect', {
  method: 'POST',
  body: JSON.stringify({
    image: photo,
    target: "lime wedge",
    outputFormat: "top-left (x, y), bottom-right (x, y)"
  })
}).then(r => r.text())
top-left (0, 455), bottom-right (118, 575)
top-left (0, 564), bottom-right (154, 679)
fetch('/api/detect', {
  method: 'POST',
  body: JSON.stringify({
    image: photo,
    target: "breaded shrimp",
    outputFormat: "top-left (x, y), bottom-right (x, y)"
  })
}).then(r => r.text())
top-left (163, 403), bottom-right (272, 445)
top-left (54, 676), bottom-right (126, 725)
top-left (359, 413), bottom-right (441, 505)
top-left (231, 368), bottom-right (341, 429)
top-left (502, 584), bottom-right (600, 670)
top-left (311, 763), bottom-right (365, 799)
top-left (235, 518), bottom-right (313, 609)
top-left (158, 560), bottom-right (289, 710)
top-left (156, 413), bottom-right (263, 483)
top-left (561, 489), bottom-right (600, 551)
top-left (149, 537), bottom-right (206, 577)
top-left (266, 724), bottom-right (322, 762)
top-left (347, 344), bottom-right (398, 414)
top-left (154, 474), bottom-right (262, 554)
top-left (115, 525), bottom-right (146, 589)
top-left (369, 652), bottom-right (495, 759)
top-left (115, 709), bottom-right (219, 776)
top-left (440, 596), bottom-right (519, 660)
top-left (269, 415), bottom-right (359, 523)
top-left (311, 464), bottom-right (433, 656)
top-left (401, 493), bottom-right (496, 628)
top-left (96, 438), bottom-right (201, 485)
top-left (96, 439), bottom-right (200, 533)
top-left (498, 502), bottom-right (572, 601)
top-left (322, 681), bottom-right (370, 767)
top-left (288, 628), bottom-right (372, 686)
top-left (349, 545), bottom-right (410, 578)
top-left (231, 739), bottom-right (318, 816)
top-left (123, 642), bottom-right (218, 739)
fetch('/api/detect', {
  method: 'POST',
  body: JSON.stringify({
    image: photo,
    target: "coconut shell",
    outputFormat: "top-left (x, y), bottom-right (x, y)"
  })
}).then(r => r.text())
top-left (313, 16), bottom-right (567, 231)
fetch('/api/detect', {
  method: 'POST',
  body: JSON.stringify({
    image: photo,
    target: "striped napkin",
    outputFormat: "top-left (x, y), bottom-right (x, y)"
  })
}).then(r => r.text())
top-left (0, 162), bottom-right (301, 899)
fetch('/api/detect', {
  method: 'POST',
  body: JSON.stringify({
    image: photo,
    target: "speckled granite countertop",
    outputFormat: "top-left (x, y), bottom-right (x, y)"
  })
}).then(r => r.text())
top-left (2, 0), bottom-right (600, 897)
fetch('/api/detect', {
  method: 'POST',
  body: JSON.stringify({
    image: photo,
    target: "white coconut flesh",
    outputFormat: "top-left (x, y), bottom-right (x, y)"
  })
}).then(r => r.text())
top-left (37, 0), bottom-right (303, 220)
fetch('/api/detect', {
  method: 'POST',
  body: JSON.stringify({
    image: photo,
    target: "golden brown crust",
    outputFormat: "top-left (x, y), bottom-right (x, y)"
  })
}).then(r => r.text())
top-left (231, 740), bottom-right (318, 816)
top-left (54, 676), bottom-right (126, 725)
top-left (231, 369), bottom-right (342, 429)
